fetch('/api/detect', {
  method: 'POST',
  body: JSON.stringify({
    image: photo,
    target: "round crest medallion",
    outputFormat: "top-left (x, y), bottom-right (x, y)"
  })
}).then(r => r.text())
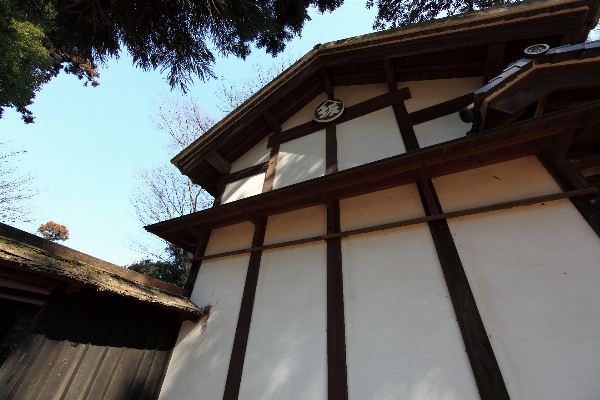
top-left (524, 44), bottom-right (550, 58)
top-left (314, 99), bottom-right (344, 123)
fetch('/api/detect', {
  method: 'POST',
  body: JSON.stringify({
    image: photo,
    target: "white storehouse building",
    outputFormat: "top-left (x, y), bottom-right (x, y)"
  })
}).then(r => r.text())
top-left (146, 1), bottom-right (600, 398)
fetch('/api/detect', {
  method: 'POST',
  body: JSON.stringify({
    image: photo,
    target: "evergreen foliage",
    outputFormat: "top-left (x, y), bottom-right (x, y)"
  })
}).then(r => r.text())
top-left (127, 244), bottom-right (190, 288)
top-left (0, 0), bottom-right (342, 123)
top-left (366, 0), bottom-right (519, 30)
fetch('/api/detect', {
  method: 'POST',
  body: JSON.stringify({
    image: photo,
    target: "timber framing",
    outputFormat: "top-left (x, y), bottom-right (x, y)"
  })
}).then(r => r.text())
top-left (325, 199), bottom-right (349, 400)
top-left (146, 100), bottom-right (600, 251)
top-left (186, 188), bottom-right (596, 262)
top-left (223, 218), bottom-right (268, 400)
top-left (170, 0), bottom-right (600, 192)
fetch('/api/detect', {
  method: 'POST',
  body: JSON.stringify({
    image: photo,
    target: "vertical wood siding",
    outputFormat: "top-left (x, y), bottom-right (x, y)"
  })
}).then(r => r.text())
top-left (0, 288), bottom-right (180, 400)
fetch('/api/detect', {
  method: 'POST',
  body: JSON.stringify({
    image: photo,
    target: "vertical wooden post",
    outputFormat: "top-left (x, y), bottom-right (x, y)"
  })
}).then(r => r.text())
top-left (262, 145), bottom-right (279, 193)
top-left (417, 180), bottom-right (510, 400)
top-left (383, 59), bottom-right (419, 152)
top-left (223, 217), bottom-right (268, 400)
top-left (184, 230), bottom-right (211, 294)
top-left (326, 126), bottom-right (338, 175)
top-left (325, 197), bottom-right (348, 400)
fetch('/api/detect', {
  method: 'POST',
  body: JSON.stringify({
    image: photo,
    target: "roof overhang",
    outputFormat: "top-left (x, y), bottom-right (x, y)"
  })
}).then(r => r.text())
top-left (171, 0), bottom-right (600, 194)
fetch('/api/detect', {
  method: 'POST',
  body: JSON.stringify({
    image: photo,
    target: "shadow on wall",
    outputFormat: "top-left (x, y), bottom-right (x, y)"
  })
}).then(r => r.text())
top-left (275, 152), bottom-right (325, 189)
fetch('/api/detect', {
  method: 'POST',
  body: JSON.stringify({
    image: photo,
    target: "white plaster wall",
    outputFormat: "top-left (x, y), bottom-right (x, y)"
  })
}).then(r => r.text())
top-left (264, 204), bottom-right (326, 245)
top-left (433, 156), bottom-right (600, 399)
top-left (230, 135), bottom-right (271, 173)
top-left (431, 156), bottom-right (561, 212)
top-left (340, 182), bottom-right (478, 399)
top-left (281, 93), bottom-right (327, 130)
top-left (342, 226), bottom-right (479, 400)
top-left (335, 84), bottom-right (405, 170)
top-left (158, 255), bottom-right (250, 400)
top-left (339, 183), bottom-right (424, 231)
top-left (273, 130), bottom-right (325, 189)
top-left (335, 83), bottom-right (387, 107)
top-left (204, 221), bottom-right (255, 256)
top-left (399, 77), bottom-right (482, 148)
top-left (336, 107), bottom-right (406, 170)
top-left (238, 242), bottom-right (327, 400)
top-left (221, 172), bottom-right (265, 204)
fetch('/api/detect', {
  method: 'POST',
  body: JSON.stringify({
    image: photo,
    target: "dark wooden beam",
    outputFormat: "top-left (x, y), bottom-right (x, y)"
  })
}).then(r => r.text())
top-left (551, 129), bottom-right (575, 161)
top-left (409, 93), bottom-right (473, 126)
top-left (268, 88), bottom-right (411, 148)
top-left (325, 199), bottom-right (348, 400)
top-left (417, 180), bottom-right (510, 400)
top-left (262, 145), bottom-right (280, 193)
top-left (384, 58), bottom-right (420, 152)
top-left (393, 103), bottom-right (420, 152)
top-left (212, 183), bottom-right (226, 207)
top-left (262, 110), bottom-right (282, 134)
top-left (189, 188), bottom-right (597, 262)
top-left (217, 162), bottom-right (270, 186)
top-left (538, 153), bottom-right (600, 237)
top-left (0, 285), bottom-right (49, 303)
top-left (206, 152), bottom-right (232, 176)
top-left (319, 68), bottom-right (335, 99)
top-left (533, 95), bottom-right (548, 118)
top-left (383, 59), bottom-right (397, 92)
top-left (326, 126), bottom-right (338, 175)
top-left (223, 217), bottom-right (268, 400)
top-left (183, 230), bottom-right (211, 294)
top-left (483, 43), bottom-right (506, 84)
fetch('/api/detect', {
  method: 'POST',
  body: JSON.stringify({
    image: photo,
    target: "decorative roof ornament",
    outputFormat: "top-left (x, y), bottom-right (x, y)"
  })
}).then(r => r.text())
top-left (524, 44), bottom-right (550, 58)
top-left (314, 99), bottom-right (345, 123)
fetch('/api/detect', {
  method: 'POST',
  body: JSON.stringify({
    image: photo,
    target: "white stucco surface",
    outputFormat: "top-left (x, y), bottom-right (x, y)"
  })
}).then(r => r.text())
top-left (413, 113), bottom-right (470, 148)
top-left (204, 221), bottom-right (255, 256)
top-left (158, 255), bottom-right (250, 400)
top-left (281, 92), bottom-right (327, 130)
top-left (264, 205), bottom-right (327, 245)
top-left (447, 203), bottom-right (600, 399)
top-left (337, 107), bottom-right (406, 170)
top-left (238, 243), bottom-right (327, 400)
top-left (400, 77), bottom-right (482, 113)
top-left (399, 77), bottom-right (482, 148)
top-left (335, 83), bottom-right (387, 107)
top-left (342, 226), bottom-right (479, 400)
top-left (273, 130), bottom-right (325, 189)
top-left (340, 183), bottom-right (424, 231)
top-left (230, 135), bottom-right (271, 173)
top-left (432, 156), bottom-right (561, 212)
top-left (433, 156), bottom-right (600, 399)
top-left (221, 172), bottom-right (265, 204)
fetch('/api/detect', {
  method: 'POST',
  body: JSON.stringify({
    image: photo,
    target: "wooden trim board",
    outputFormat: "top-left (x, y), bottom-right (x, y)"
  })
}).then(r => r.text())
top-left (189, 188), bottom-right (596, 262)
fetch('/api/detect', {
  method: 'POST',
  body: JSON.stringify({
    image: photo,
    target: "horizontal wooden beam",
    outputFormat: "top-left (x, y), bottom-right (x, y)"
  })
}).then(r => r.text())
top-left (189, 187), bottom-right (596, 262)
top-left (268, 87), bottom-right (411, 148)
top-left (217, 162), bottom-right (269, 186)
top-left (409, 93), bottom-right (473, 126)
top-left (0, 285), bottom-right (49, 302)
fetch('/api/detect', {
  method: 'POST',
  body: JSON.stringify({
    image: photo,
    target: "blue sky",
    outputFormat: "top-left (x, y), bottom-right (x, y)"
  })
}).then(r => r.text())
top-left (0, 3), bottom-right (378, 266)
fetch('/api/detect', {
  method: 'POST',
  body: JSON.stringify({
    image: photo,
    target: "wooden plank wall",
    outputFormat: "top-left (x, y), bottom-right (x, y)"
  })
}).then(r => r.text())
top-left (0, 298), bottom-right (41, 369)
top-left (0, 288), bottom-right (181, 400)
